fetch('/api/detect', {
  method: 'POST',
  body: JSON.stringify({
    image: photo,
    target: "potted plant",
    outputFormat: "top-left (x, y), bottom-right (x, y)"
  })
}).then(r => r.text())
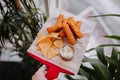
top-left (0, 0), bottom-right (46, 80)
top-left (65, 36), bottom-right (120, 80)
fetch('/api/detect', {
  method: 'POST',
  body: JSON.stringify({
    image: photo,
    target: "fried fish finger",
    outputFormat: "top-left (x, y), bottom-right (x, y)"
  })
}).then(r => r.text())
top-left (59, 30), bottom-right (65, 38)
top-left (68, 16), bottom-right (75, 24)
top-left (68, 20), bottom-right (83, 38)
top-left (57, 14), bottom-right (64, 23)
top-left (76, 21), bottom-right (82, 29)
top-left (62, 23), bottom-right (76, 45)
top-left (47, 23), bottom-right (62, 33)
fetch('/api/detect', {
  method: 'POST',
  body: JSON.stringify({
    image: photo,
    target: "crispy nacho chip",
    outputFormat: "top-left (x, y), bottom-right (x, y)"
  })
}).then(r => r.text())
top-left (37, 36), bottom-right (51, 45)
top-left (38, 42), bottom-right (52, 57)
top-left (48, 32), bottom-right (60, 38)
top-left (47, 45), bottom-right (59, 59)
top-left (53, 38), bottom-right (63, 48)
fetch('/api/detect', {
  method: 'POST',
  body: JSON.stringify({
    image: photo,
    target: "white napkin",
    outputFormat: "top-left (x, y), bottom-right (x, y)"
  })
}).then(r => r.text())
top-left (27, 10), bottom-right (96, 74)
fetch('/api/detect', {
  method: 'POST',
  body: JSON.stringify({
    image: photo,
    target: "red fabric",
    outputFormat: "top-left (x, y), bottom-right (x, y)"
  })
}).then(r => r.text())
top-left (27, 52), bottom-right (74, 80)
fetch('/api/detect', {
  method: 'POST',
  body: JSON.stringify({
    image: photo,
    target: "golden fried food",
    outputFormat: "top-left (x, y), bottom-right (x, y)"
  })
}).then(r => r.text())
top-left (68, 20), bottom-right (83, 38)
top-left (57, 14), bottom-right (64, 23)
top-left (62, 23), bottom-right (76, 45)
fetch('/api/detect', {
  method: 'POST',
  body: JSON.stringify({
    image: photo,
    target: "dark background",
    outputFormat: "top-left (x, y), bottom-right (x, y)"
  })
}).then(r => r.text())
top-left (0, 61), bottom-right (25, 80)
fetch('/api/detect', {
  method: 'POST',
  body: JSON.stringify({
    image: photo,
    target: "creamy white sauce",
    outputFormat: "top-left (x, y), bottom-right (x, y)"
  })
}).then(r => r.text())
top-left (60, 45), bottom-right (74, 58)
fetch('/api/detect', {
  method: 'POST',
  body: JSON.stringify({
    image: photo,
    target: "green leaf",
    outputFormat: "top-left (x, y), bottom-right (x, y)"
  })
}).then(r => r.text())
top-left (78, 68), bottom-right (92, 80)
top-left (0, 37), bottom-right (6, 48)
top-left (104, 35), bottom-right (120, 40)
top-left (0, 2), bottom-right (5, 15)
top-left (86, 44), bottom-right (120, 52)
top-left (99, 44), bottom-right (120, 47)
top-left (86, 48), bottom-right (95, 52)
top-left (118, 52), bottom-right (120, 54)
top-left (79, 64), bottom-right (98, 80)
top-left (115, 61), bottom-right (120, 80)
top-left (110, 49), bottom-right (119, 80)
top-left (64, 74), bottom-right (75, 80)
top-left (83, 58), bottom-right (112, 80)
top-left (105, 56), bottom-right (118, 66)
top-left (95, 47), bottom-right (107, 66)
top-left (89, 14), bottom-right (120, 18)
top-left (111, 48), bottom-right (118, 60)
